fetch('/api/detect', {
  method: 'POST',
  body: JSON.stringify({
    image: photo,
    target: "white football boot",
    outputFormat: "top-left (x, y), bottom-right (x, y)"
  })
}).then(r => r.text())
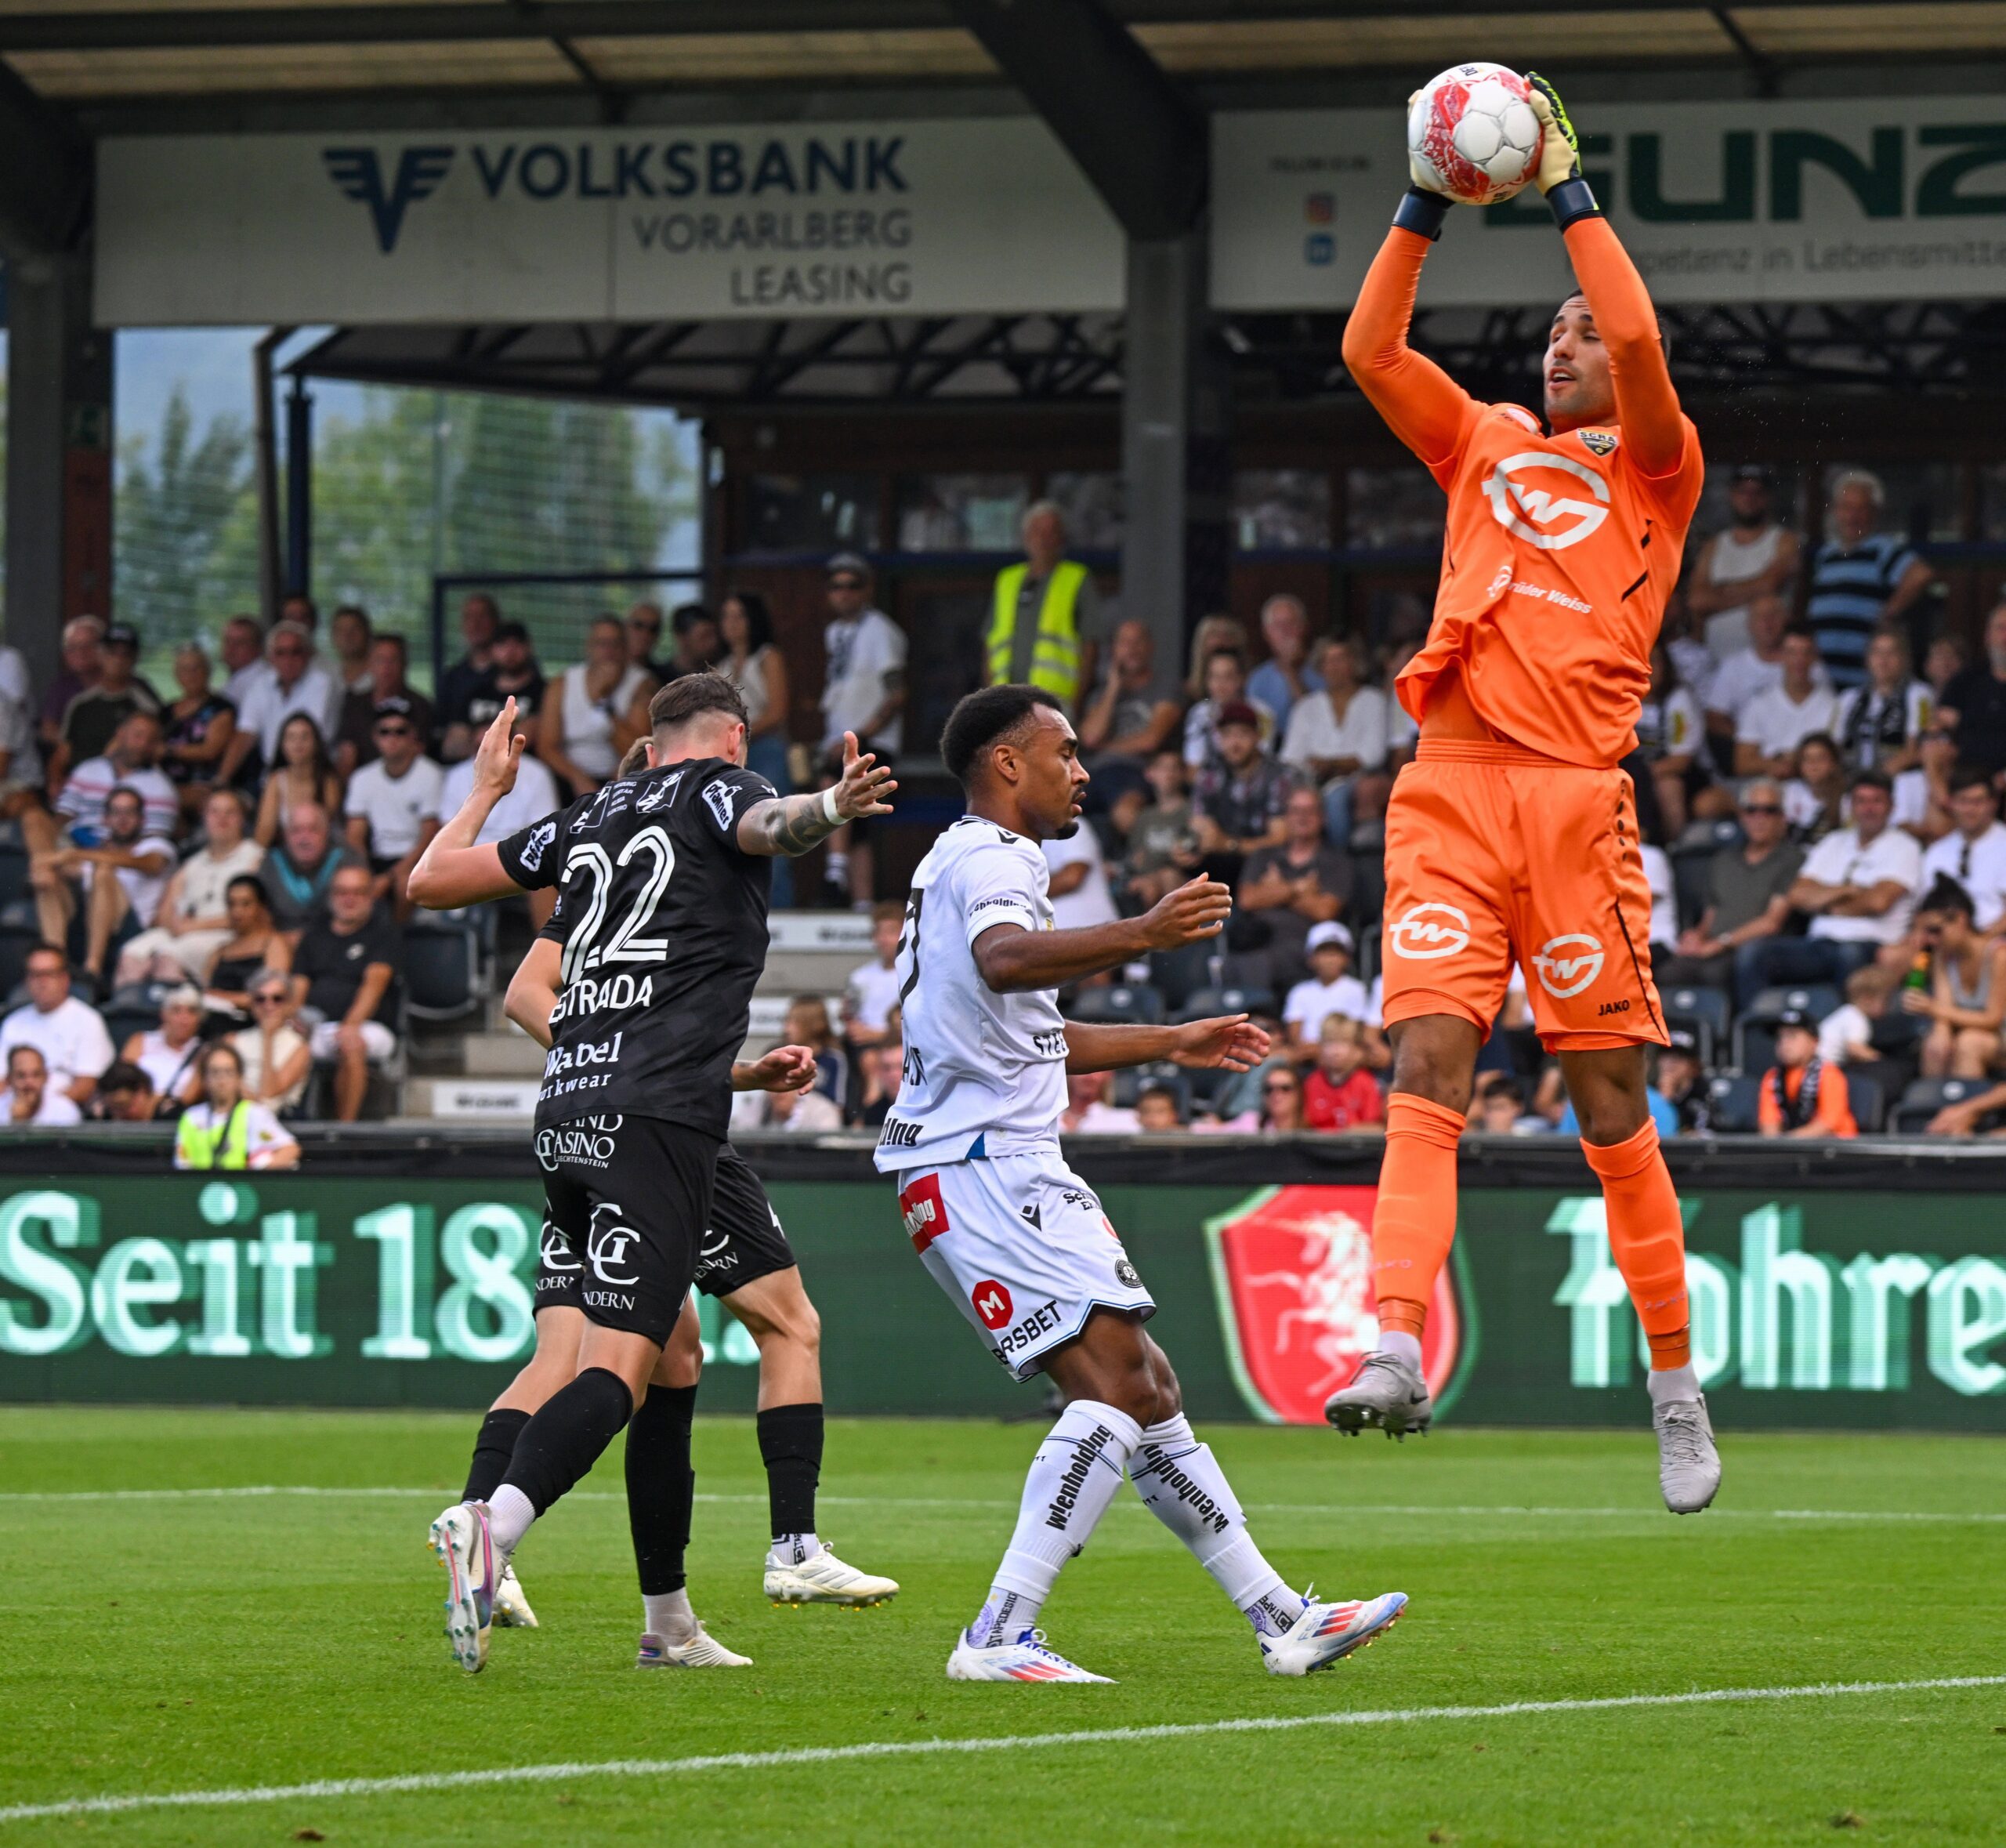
top-left (491, 1560), bottom-right (538, 1629)
top-left (947, 1628), bottom-right (1113, 1683)
top-left (1261, 1590), bottom-right (1409, 1676)
top-left (636, 1628), bottom-right (753, 1669)
top-left (427, 1501), bottom-right (495, 1674)
top-left (764, 1545), bottom-right (900, 1607)
top-left (1323, 1351), bottom-right (1432, 1439)
top-left (1653, 1394), bottom-right (1722, 1514)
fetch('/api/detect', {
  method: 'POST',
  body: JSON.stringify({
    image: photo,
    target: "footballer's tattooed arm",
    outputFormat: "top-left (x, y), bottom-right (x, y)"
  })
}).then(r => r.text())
top-left (736, 729), bottom-right (896, 857)
top-left (409, 698), bottom-right (533, 908)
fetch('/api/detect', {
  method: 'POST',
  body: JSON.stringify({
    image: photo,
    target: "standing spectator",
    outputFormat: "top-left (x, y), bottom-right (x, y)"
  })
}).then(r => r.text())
top-left (1758, 1009), bottom-right (1857, 1138)
top-left (1920, 769), bottom-right (2006, 932)
top-left (1236, 784), bottom-right (1353, 992)
top-left (1660, 780), bottom-right (1803, 991)
top-left (261, 803), bottom-right (364, 942)
top-left (1781, 734), bottom-right (1848, 840)
top-left (160, 643), bottom-right (237, 817)
top-left (1190, 703), bottom-right (1291, 887)
top-left (252, 713), bottom-right (343, 848)
top-left (1703, 592), bottom-right (1793, 757)
top-left (717, 591), bottom-right (791, 795)
top-left (1937, 600), bottom-right (2006, 783)
top-left (33, 784), bottom-right (176, 980)
top-left (337, 633), bottom-right (434, 777)
top-left (1184, 649), bottom-right (1273, 769)
top-left (1118, 748), bottom-right (1202, 908)
top-left (539, 616), bottom-right (650, 796)
top-left (4, 1045), bottom-right (81, 1126)
top-left (1282, 922), bottom-right (1370, 1053)
top-left (622, 602), bottom-right (668, 679)
top-left (222, 623), bottom-right (339, 787)
top-left (1280, 636), bottom-right (1391, 849)
top-left (205, 875), bottom-right (293, 1017)
top-left (1805, 469), bottom-right (1935, 690)
top-left (115, 794), bottom-right (263, 995)
top-left (818, 554), bottom-right (906, 908)
top-left (1247, 594), bottom-right (1324, 732)
top-left (1302, 1016), bottom-right (1385, 1132)
top-left (53, 624), bottom-right (161, 783)
top-left (434, 592), bottom-right (500, 756)
top-left (37, 617), bottom-right (104, 757)
top-left (1735, 626), bottom-right (1839, 780)
top-left (219, 616), bottom-right (270, 709)
top-left (1905, 878), bottom-right (2006, 1079)
top-left (291, 864), bottom-right (402, 1121)
top-left (230, 970), bottom-right (312, 1114)
top-left (344, 698), bottom-right (444, 919)
top-left (120, 984), bottom-right (207, 1111)
top-left (0, 948), bottom-right (114, 1105)
top-left (1077, 618), bottom-right (1182, 770)
top-left (1042, 824), bottom-right (1120, 931)
top-left (1059, 1069), bottom-right (1138, 1135)
top-left (1834, 628), bottom-right (1931, 774)
top-left (328, 605), bottom-right (375, 704)
top-left (842, 901), bottom-right (905, 1053)
top-left (173, 1042), bottom-right (300, 1169)
top-left (1687, 466), bottom-right (1801, 662)
top-left (985, 500), bottom-right (1103, 712)
top-left (663, 603), bottom-right (719, 681)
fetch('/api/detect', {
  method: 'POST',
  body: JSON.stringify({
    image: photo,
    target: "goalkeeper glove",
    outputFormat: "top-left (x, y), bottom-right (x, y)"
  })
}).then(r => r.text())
top-left (1523, 71), bottom-right (1602, 231)
top-left (1392, 87), bottom-right (1451, 241)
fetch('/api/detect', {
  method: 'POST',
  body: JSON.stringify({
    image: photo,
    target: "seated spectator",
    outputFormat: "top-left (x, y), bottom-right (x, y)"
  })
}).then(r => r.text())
top-left (328, 603), bottom-right (375, 705)
top-left (221, 621), bottom-right (340, 788)
top-left (1894, 727), bottom-right (1955, 842)
top-left (434, 592), bottom-right (500, 758)
top-left (623, 601), bottom-right (668, 678)
top-left (1935, 599), bottom-right (2006, 784)
top-left (32, 783), bottom-right (176, 980)
top-left (5, 1043), bottom-right (81, 1126)
top-left (1735, 626), bottom-right (1839, 781)
top-left (37, 616), bottom-right (103, 759)
top-left (46, 709), bottom-right (179, 845)
top-left (344, 698), bottom-right (443, 919)
top-left (1302, 1016), bottom-right (1385, 1133)
top-left (230, 969), bottom-right (312, 1114)
top-left (1283, 922), bottom-right (1369, 1055)
top-left (159, 643), bottom-right (237, 815)
top-left (1661, 780), bottom-right (1802, 991)
top-left (1236, 785), bottom-right (1353, 993)
top-left (1190, 704), bottom-right (1291, 888)
top-left (1640, 831), bottom-right (1678, 958)
top-left (1135, 1083), bottom-right (1185, 1132)
top-left (1744, 770), bottom-right (1921, 1002)
top-left (337, 633), bottom-right (436, 778)
top-left (1834, 627), bottom-right (1931, 775)
top-left (444, 621), bottom-right (546, 767)
top-left (752, 1081), bottom-right (844, 1134)
top-left (206, 875), bottom-right (294, 1020)
top-left (1246, 1061), bottom-right (1303, 1133)
top-left (1656, 1030), bottom-right (1711, 1131)
top-left (1184, 614), bottom-right (1247, 702)
top-left (1469, 1073), bottom-right (1537, 1136)
top-left (120, 983), bottom-right (207, 1111)
top-left (254, 713), bottom-right (344, 849)
top-left (116, 789), bottom-right (262, 987)
top-left (1383, 639), bottom-right (1421, 773)
top-left (172, 1041), bottom-right (301, 1169)
top-left (664, 603), bottom-right (720, 681)
top-left (1904, 877), bottom-right (2006, 1079)
top-left (1184, 648), bottom-right (1274, 769)
top-left (852, 1034), bottom-right (903, 1131)
top-left (540, 615), bottom-right (651, 795)
top-left (1924, 1077), bottom-right (2006, 1136)
top-left (1819, 963), bottom-right (1896, 1067)
top-left (0, 948), bottom-right (114, 1106)
top-left (1059, 1069), bottom-right (1138, 1135)
top-left (1042, 821), bottom-right (1119, 931)
top-left (219, 614), bottom-right (270, 710)
top-left (262, 803), bottom-right (364, 942)
top-left (53, 622), bottom-right (161, 784)
top-left (1280, 636), bottom-right (1390, 848)
top-left (1117, 749), bottom-right (1202, 909)
top-left (92, 1060), bottom-right (161, 1123)
top-left (1757, 1008), bottom-right (1856, 1138)
top-left (1078, 618), bottom-right (1182, 774)
top-left (843, 902), bottom-right (905, 1053)
top-left (1557, 1071), bottom-right (1680, 1139)
top-left (1638, 644), bottom-right (1715, 837)
top-left (1924, 633), bottom-right (1967, 705)
top-left (1703, 591), bottom-right (1792, 758)
top-left (0, 660), bottom-right (42, 824)
top-left (1782, 733), bottom-right (1848, 840)
top-left (1247, 594), bottom-right (1323, 732)
top-left (438, 708), bottom-right (562, 929)
top-left (1919, 766), bottom-right (2006, 929)
top-left (783, 996), bottom-right (848, 1108)
top-left (291, 864), bottom-right (402, 1121)
top-left (1806, 469), bottom-right (1934, 692)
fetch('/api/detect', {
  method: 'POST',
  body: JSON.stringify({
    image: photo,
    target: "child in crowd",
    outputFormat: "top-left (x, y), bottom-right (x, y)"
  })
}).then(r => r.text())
top-left (1818, 963), bottom-right (1895, 1066)
top-left (1302, 1016), bottom-right (1385, 1133)
top-left (1758, 1008), bottom-right (1857, 1139)
top-left (1282, 921), bottom-right (1368, 1055)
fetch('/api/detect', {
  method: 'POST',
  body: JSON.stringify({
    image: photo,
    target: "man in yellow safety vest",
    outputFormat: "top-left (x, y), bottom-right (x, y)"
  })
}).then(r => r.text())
top-left (985, 501), bottom-right (1105, 712)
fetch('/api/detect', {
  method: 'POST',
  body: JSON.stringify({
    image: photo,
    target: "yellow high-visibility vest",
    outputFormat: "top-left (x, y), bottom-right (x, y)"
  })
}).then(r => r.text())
top-left (175, 1102), bottom-right (253, 1170)
top-left (988, 560), bottom-right (1088, 703)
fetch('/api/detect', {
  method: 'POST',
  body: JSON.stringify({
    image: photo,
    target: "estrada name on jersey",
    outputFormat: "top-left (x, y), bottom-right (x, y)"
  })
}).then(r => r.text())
top-left (497, 757), bottom-right (775, 1138)
top-left (872, 817), bottom-right (1070, 1172)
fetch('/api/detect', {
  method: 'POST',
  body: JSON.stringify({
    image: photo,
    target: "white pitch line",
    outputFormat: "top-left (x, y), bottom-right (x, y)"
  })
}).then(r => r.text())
top-left (0, 1675), bottom-right (1998, 1825)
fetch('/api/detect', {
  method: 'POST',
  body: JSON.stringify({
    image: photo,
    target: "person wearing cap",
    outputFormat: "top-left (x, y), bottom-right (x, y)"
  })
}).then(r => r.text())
top-left (1237, 782), bottom-right (1355, 992)
top-left (53, 621), bottom-right (161, 784)
top-left (1190, 701), bottom-right (1291, 892)
top-left (120, 984), bottom-right (208, 1111)
top-left (1687, 466), bottom-right (1800, 664)
top-left (985, 500), bottom-right (1104, 714)
top-left (1757, 1009), bottom-right (1856, 1139)
top-left (1655, 1030), bottom-right (1710, 1132)
top-left (818, 553), bottom-right (905, 907)
top-left (344, 696), bottom-right (444, 919)
top-left (1283, 920), bottom-right (1370, 1055)
top-left (337, 632), bottom-right (435, 777)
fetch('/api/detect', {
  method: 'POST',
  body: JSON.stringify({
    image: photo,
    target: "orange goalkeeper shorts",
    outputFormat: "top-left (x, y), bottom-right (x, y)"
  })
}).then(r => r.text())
top-left (1380, 738), bottom-right (1668, 1053)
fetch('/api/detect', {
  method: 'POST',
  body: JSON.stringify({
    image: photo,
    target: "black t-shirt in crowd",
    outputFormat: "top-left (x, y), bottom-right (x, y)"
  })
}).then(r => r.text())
top-left (466, 665), bottom-right (547, 734)
top-left (499, 756), bottom-right (776, 1139)
top-left (293, 913), bottom-right (404, 1025)
top-left (1943, 665), bottom-right (2006, 778)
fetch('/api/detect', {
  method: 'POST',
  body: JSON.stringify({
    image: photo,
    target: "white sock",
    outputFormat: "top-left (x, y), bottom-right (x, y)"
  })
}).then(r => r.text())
top-left (770, 1532), bottom-right (823, 1566)
top-left (968, 1399), bottom-right (1142, 1647)
top-left (824, 850), bottom-right (849, 882)
top-left (1648, 1362), bottom-right (1702, 1405)
top-left (1128, 1415), bottom-right (1300, 1636)
top-left (643, 1588), bottom-right (697, 1643)
top-left (486, 1483), bottom-right (537, 1556)
top-left (1379, 1330), bottom-right (1424, 1372)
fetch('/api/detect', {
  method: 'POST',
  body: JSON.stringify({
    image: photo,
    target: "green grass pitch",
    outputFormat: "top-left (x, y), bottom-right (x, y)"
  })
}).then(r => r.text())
top-left (0, 1407), bottom-right (2001, 1846)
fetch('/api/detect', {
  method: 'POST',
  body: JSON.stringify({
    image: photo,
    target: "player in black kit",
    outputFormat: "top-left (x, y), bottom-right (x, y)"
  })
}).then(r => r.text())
top-left (407, 672), bottom-right (893, 1672)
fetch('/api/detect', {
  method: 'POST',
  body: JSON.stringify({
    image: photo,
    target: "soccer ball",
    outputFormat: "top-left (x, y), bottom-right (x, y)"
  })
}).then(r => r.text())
top-left (1407, 63), bottom-right (1544, 207)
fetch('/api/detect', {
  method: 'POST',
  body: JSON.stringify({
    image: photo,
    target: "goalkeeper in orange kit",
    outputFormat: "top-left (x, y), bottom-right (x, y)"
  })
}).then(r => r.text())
top-left (1325, 75), bottom-right (1719, 1513)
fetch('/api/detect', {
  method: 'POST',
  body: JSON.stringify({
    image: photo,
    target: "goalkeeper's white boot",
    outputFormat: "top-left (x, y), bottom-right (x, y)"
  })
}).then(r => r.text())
top-left (947, 1628), bottom-right (1113, 1684)
top-left (1261, 1591), bottom-right (1408, 1677)
top-left (637, 1627), bottom-right (753, 1669)
top-left (1653, 1394), bottom-right (1722, 1514)
top-left (765, 1544), bottom-right (900, 1607)
top-left (491, 1560), bottom-right (538, 1629)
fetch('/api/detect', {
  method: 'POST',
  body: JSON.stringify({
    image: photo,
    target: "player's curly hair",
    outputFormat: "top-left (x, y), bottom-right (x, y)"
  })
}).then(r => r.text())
top-left (940, 684), bottom-right (1064, 788)
top-left (648, 671), bottom-right (748, 737)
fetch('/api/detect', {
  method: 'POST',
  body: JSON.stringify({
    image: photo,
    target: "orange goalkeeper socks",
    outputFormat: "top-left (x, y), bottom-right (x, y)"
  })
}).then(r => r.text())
top-left (1580, 1118), bottom-right (1691, 1372)
top-left (1372, 1092), bottom-right (1468, 1338)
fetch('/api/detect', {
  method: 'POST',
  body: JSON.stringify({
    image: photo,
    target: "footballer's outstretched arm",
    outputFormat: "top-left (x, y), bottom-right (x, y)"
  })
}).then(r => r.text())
top-left (973, 875), bottom-right (1232, 994)
top-left (1340, 215), bottom-right (1474, 469)
top-left (1064, 1016), bottom-right (1271, 1075)
top-left (737, 730), bottom-right (896, 857)
top-left (409, 698), bottom-right (534, 908)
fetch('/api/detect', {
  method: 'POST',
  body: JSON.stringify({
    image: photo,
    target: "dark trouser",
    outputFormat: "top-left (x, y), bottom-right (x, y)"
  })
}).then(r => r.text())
top-left (1657, 951), bottom-right (1733, 992)
top-left (1735, 936), bottom-right (1878, 1010)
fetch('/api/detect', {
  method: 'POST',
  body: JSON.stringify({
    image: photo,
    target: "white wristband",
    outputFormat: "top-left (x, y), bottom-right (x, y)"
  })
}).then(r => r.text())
top-left (822, 785), bottom-right (842, 825)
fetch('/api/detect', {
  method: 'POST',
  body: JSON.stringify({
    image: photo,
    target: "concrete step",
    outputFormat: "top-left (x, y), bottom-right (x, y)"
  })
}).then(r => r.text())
top-left (406, 1076), bottom-right (539, 1121)
top-left (461, 1030), bottom-right (546, 1077)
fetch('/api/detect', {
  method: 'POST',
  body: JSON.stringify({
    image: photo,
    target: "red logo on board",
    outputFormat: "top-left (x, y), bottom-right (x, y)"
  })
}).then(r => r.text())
top-left (971, 1279), bottom-right (1014, 1331)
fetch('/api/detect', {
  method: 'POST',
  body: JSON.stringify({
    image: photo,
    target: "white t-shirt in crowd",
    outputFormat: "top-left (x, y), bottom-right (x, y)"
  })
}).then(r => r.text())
top-left (1068, 1101), bottom-right (1139, 1135)
top-left (56, 757), bottom-right (179, 839)
top-left (0, 694), bottom-right (41, 788)
top-left (1284, 973), bottom-right (1371, 1042)
top-left (168, 840), bottom-right (265, 926)
top-left (86, 834), bottom-right (178, 926)
top-left (346, 756), bottom-right (445, 859)
top-left (237, 665), bottom-right (340, 762)
top-left (1801, 824), bottom-right (1924, 944)
top-left (556, 664), bottom-right (650, 783)
top-left (1736, 683), bottom-right (1841, 761)
top-left (225, 658), bottom-right (276, 710)
top-left (874, 817), bottom-right (1066, 1171)
top-left (844, 959), bottom-right (903, 1035)
top-left (1280, 687), bottom-right (1390, 777)
top-left (1921, 821), bottom-right (2006, 932)
top-left (1704, 647), bottom-right (1787, 721)
top-left (6, 1088), bottom-right (81, 1126)
top-left (1636, 688), bottom-right (1703, 759)
top-left (1041, 827), bottom-right (1119, 931)
top-left (132, 1027), bottom-right (205, 1099)
top-left (0, 997), bottom-right (116, 1091)
top-left (1817, 1002), bottom-right (1875, 1065)
top-left (821, 608), bottom-right (906, 752)
top-left (1641, 843), bottom-right (1678, 950)
top-left (440, 752), bottom-right (562, 848)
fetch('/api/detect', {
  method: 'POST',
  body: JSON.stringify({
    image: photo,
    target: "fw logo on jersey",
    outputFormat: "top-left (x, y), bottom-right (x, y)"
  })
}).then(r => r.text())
top-left (1206, 1185), bottom-right (1465, 1426)
top-left (1482, 451), bottom-right (1610, 551)
top-left (1386, 902), bottom-right (1471, 961)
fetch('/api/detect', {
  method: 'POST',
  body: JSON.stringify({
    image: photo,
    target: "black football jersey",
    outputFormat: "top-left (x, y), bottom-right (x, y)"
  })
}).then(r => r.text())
top-left (498, 758), bottom-right (774, 1137)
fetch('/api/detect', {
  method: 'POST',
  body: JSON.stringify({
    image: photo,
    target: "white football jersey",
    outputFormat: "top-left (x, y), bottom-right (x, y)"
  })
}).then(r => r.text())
top-left (873, 817), bottom-right (1070, 1172)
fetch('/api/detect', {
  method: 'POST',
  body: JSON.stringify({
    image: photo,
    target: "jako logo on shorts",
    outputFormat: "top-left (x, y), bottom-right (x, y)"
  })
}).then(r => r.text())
top-left (1533, 933), bottom-right (1606, 998)
top-left (1481, 451), bottom-right (1610, 550)
top-left (585, 1203), bottom-right (643, 1286)
top-left (1388, 902), bottom-right (1471, 960)
top-left (972, 1278), bottom-right (1015, 1330)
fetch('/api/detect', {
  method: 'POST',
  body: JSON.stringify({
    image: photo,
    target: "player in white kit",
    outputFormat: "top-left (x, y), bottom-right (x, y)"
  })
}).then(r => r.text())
top-left (879, 685), bottom-right (1407, 1683)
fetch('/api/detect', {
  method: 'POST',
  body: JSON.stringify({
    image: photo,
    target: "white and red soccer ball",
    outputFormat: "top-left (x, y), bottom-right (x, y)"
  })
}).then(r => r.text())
top-left (1407, 62), bottom-right (1544, 208)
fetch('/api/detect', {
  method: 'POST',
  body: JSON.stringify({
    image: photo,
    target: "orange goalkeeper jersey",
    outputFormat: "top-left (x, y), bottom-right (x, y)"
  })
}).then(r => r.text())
top-left (1344, 217), bottom-right (1704, 769)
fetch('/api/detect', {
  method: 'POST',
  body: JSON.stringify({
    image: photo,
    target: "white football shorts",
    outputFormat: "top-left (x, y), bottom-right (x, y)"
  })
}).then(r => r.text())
top-left (894, 1148), bottom-right (1155, 1382)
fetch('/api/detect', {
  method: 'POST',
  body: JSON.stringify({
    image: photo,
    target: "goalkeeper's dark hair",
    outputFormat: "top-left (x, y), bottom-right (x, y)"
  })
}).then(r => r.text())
top-left (1556, 290), bottom-right (1670, 359)
top-left (649, 671), bottom-right (748, 737)
top-left (941, 684), bottom-right (1065, 788)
